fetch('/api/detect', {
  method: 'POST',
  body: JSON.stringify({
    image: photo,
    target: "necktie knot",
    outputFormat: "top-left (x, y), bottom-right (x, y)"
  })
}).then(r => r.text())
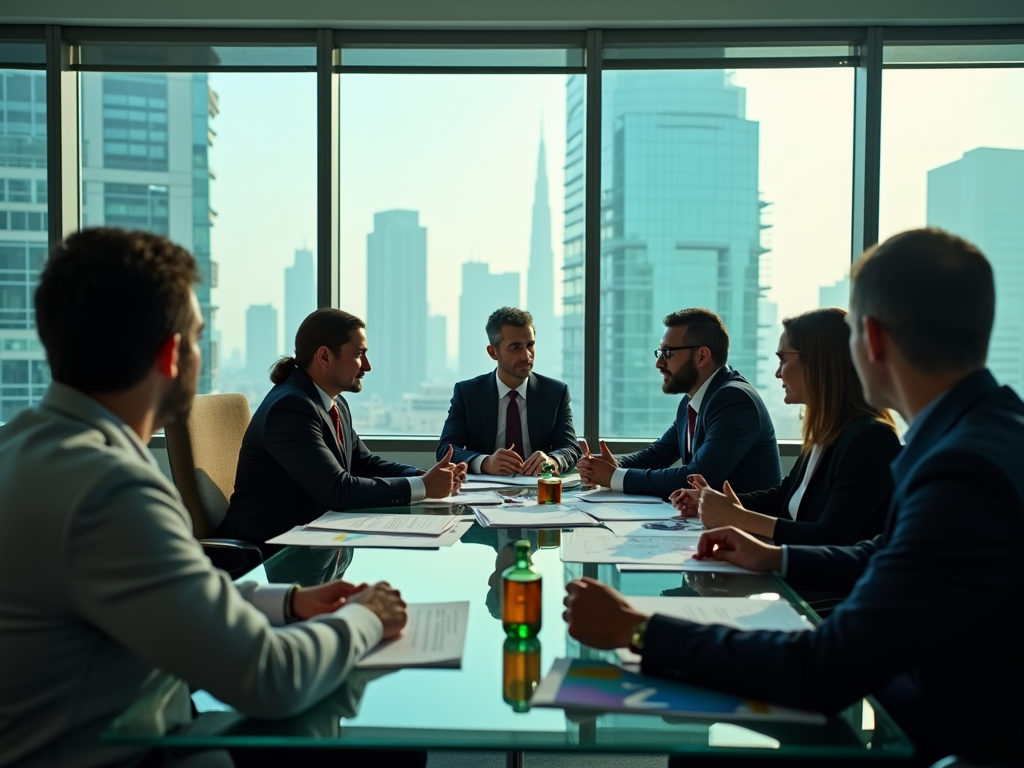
top-left (328, 404), bottom-right (345, 453)
top-left (507, 390), bottom-right (519, 401)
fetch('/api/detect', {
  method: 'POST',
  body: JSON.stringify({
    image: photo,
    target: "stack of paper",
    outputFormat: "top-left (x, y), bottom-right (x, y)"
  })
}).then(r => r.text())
top-left (266, 511), bottom-right (473, 549)
top-left (464, 474), bottom-right (582, 490)
top-left (473, 503), bottom-right (599, 529)
top-left (561, 528), bottom-right (751, 574)
top-left (615, 596), bottom-right (813, 664)
top-left (577, 489), bottom-right (663, 503)
top-left (581, 502), bottom-right (681, 521)
top-left (357, 602), bottom-right (470, 669)
top-left (531, 659), bottom-right (824, 724)
top-left (423, 491), bottom-right (503, 506)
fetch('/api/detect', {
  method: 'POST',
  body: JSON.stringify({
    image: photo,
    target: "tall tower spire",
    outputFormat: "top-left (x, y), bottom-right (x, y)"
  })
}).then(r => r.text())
top-left (527, 124), bottom-right (558, 371)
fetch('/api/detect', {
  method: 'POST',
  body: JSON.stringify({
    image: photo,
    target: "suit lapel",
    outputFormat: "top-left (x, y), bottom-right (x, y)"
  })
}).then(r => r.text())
top-left (289, 368), bottom-right (348, 468)
top-left (335, 396), bottom-right (352, 470)
top-left (481, 372), bottom-right (500, 453)
top-left (691, 368), bottom-right (732, 451)
top-left (527, 374), bottom-right (543, 448)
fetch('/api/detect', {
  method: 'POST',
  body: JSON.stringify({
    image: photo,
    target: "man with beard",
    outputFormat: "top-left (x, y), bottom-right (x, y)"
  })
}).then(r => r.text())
top-left (437, 307), bottom-right (580, 476)
top-left (0, 229), bottom-right (418, 768)
top-left (220, 308), bottom-right (466, 552)
top-left (577, 308), bottom-right (780, 498)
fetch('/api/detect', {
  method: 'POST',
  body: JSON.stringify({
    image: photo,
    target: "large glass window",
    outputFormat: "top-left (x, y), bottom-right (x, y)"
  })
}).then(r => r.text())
top-left (0, 67), bottom-right (49, 425)
top-left (338, 73), bottom-right (575, 437)
top-left (80, 69), bottom-right (316, 411)
top-left (597, 67), bottom-right (854, 439)
top-left (880, 66), bottom-right (1024, 395)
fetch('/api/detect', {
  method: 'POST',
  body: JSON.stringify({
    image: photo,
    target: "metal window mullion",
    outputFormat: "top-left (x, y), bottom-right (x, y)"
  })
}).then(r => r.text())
top-left (316, 29), bottom-right (339, 310)
top-left (582, 29), bottom-right (602, 444)
top-left (45, 25), bottom-right (80, 248)
top-left (850, 26), bottom-right (883, 263)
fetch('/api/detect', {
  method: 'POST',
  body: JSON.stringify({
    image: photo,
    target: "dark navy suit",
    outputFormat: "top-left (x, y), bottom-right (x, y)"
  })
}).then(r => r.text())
top-left (436, 371), bottom-right (580, 473)
top-left (619, 368), bottom-right (781, 497)
top-left (642, 370), bottom-right (1024, 764)
top-left (220, 368), bottom-right (420, 548)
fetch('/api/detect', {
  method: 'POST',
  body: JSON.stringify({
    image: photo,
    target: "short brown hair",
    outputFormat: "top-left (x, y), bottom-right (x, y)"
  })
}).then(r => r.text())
top-left (783, 308), bottom-right (896, 450)
top-left (850, 228), bottom-right (994, 373)
top-left (35, 228), bottom-right (200, 392)
top-left (664, 308), bottom-right (729, 365)
top-left (270, 308), bottom-right (365, 385)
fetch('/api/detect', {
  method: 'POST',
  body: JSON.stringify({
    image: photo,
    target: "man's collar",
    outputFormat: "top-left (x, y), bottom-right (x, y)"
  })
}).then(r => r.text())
top-left (311, 381), bottom-right (335, 412)
top-left (495, 370), bottom-right (529, 400)
top-left (901, 387), bottom-right (951, 447)
top-left (689, 366), bottom-right (727, 413)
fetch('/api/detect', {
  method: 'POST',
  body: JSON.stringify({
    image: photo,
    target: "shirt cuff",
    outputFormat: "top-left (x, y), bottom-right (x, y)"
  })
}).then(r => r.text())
top-left (610, 467), bottom-right (628, 492)
top-left (314, 602), bottom-right (384, 652)
top-left (779, 544), bottom-right (789, 577)
top-left (469, 455), bottom-right (485, 474)
top-left (249, 583), bottom-right (294, 627)
top-left (407, 475), bottom-right (426, 502)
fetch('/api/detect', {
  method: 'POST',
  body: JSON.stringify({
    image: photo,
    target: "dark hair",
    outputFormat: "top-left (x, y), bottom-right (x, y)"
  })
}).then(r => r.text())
top-left (664, 308), bottom-right (729, 365)
top-left (35, 228), bottom-right (200, 392)
top-left (270, 308), bottom-right (365, 385)
top-left (485, 307), bottom-right (534, 347)
top-left (851, 228), bottom-right (994, 373)
top-left (783, 308), bottom-right (896, 451)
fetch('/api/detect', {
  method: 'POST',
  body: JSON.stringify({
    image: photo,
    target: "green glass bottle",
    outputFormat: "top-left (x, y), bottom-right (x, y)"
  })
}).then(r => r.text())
top-left (502, 539), bottom-right (541, 638)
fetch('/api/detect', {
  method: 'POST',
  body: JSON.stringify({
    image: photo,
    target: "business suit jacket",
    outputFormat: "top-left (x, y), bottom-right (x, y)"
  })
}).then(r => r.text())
top-left (738, 415), bottom-right (902, 545)
top-left (437, 371), bottom-right (581, 473)
top-left (0, 384), bottom-right (382, 768)
top-left (641, 370), bottom-right (1024, 764)
top-left (619, 368), bottom-right (781, 497)
top-left (221, 368), bottom-right (420, 547)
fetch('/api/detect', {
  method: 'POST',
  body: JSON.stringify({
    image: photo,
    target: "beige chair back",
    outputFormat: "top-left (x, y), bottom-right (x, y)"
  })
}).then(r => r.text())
top-left (165, 393), bottom-right (251, 539)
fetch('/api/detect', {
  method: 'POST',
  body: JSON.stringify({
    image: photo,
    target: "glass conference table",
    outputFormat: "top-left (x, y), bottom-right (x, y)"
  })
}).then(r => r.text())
top-left (104, 498), bottom-right (914, 764)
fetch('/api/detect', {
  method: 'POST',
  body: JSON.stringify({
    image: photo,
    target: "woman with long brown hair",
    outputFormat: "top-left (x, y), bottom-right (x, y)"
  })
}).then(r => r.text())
top-left (672, 307), bottom-right (901, 545)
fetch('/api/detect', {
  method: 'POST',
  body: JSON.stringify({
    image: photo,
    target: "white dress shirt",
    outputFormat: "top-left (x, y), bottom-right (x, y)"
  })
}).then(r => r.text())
top-left (786, 443), bottom-right (825, 519)
top-left (469, 372), bottom-right (532, 474)
top-left (610, 366), bottom-right (726, 491)
top-left (313, 382), bottom-right (425, 501)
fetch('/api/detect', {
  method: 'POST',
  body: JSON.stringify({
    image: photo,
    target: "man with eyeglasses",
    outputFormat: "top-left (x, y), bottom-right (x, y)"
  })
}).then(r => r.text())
top-left (577, 308), bottom-right (780, 498)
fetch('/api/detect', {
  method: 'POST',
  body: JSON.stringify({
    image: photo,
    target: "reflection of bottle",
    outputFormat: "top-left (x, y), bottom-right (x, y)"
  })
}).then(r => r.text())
top-left (503, 636), bottom-right (541, 712)
top-left (537, 462), bottom-right (562, 504)
top-left (502, 539), bottom-right (542, 638)
top-left (537, 528), bottom-right (561, 549)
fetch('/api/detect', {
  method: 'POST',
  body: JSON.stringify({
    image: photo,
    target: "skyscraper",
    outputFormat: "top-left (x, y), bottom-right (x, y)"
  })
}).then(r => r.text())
top-left (426, 313), bottom-right (449, 383)
top-left (459, 261), bottom-right (519, 378)
top-left (928, 147), bottom-right (1024, 393)
top-left (0, 69), bottom-right (50, 424)
top-left (284, 246), bottom-right (315, 355)
top-left (526, 132), bottom-right (560, 375)
top-left (80, 72), bottom-right (218, 394)
top-left (366, 209), bottom-right (427, 403)
top-left (563, 70), bottom-right (765, 436)
top-left (819, 276), bottom-right (850, 311)
top-left (246, 304), bottom-right (278, 383)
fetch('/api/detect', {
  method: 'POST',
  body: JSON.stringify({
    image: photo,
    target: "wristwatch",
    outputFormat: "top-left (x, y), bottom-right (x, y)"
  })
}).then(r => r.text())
top-left (283, 583), bottom-right (300, 624)
top-left (628, 619), bottom-right (649, 655)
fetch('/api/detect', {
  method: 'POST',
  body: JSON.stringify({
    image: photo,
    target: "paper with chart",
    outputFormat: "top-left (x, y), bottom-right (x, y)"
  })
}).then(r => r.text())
top-left (582, 502), bottom-right (694, 521)
top-left (616, 597), bottom-right (813, 664)
top-left (266, 521), bottom-right (473, 549)
top-left (577, 489), bottom-right (663, 503)
top-left (562, 529), bottom-right (752, 573)
top-left (599, 519), bottom-right (705, 538)
top-left (308, 512), bottom-right (457, 535)
top-left (464, 473), bottom-right (581, 489)
top-left (357, 601), bottom-right (469, 669)
top-left (473, 504), bottom-right (599, 529)
top-left (531, 658), bottom-right (825, 724)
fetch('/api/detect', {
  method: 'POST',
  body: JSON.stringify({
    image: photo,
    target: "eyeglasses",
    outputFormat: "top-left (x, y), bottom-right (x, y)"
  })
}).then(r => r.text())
top-left (654, 345), bottom-right (703, 360)
top-left (775, 350), bottom-right (802, 363)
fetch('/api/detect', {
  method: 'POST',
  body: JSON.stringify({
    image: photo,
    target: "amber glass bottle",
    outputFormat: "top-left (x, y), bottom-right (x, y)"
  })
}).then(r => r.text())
top-left (502, 636), bottom-right (542, 712)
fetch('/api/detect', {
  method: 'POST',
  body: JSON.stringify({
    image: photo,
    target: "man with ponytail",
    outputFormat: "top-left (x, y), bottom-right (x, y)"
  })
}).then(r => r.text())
top-left (220, 308), bottom-right (465, 550)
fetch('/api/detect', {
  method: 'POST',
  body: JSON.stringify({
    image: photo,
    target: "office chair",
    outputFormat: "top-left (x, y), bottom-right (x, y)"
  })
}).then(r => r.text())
top-left (165, 393), bottom-right (263, 579)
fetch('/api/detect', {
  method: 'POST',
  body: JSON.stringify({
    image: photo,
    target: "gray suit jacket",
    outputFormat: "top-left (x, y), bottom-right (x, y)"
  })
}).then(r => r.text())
top-left (0, 384), bottom-right (382, 768)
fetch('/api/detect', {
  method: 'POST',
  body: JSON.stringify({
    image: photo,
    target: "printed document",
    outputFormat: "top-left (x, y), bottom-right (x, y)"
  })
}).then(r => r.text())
top-left (465, 473), bottom-right (582, 489)
top-left (474, 504), bottom-right (599, 529)
top-left (582, 502), bottom-right (683, 521)
top-left (357, 601), bottom-right (470, 669)
top-left (562, 529), bottom-right (752, 573)
top-left (266, 521), bottom-right (472, 549)
top-left (308, 512), bottom-right (457, 535)
top-left (577, 489), bottom-right (663, 503)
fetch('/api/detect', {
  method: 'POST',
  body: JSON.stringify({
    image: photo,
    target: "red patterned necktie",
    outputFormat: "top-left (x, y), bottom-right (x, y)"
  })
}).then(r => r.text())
top-left (328, 403), bottom-right (346, 454)
top-left (686, 404), bottom-right (697, 462)
top-left (505, 390), bottom-right (525, 461)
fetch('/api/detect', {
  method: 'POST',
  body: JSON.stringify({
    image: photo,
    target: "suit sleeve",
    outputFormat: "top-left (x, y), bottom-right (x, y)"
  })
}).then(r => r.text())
top-left (263, 396), bottom-right (411, 510)
top-left (66, 468), bottom-right (380, 719)
top-left (349, 434), bottom-right (420, 479)
top-left (640, 450), bottom-right (1023, 714)
top-left (437, 384), bottom-right (481, 467)
top-left (737, 459), bottom-right (801, 517)
top-left (623, 388), bottom-right (761, 498)
top-left (772, 424), bottom-right (901, 545)
top-left (618, 420), bottom-right (682, 470)
top-left (548, 384), bottom-right (581, 473)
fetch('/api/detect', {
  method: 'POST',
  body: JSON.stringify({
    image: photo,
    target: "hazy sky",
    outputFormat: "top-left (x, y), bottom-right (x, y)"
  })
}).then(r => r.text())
top-left (206, 67), bottom-right (1024, 363)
